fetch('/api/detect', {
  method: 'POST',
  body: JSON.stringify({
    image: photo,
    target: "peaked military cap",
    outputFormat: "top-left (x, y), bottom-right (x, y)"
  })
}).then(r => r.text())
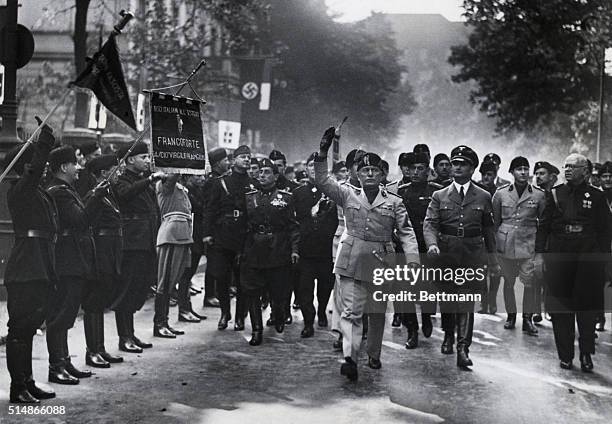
top-left (450, 145), bottom-right (479, 167)
top-left (208, 147), bottom-right (227, 166)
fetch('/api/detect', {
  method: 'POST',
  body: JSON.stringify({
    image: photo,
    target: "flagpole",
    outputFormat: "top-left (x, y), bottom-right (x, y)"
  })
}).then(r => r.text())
top-left (0, 89), bottom-right (72, 185)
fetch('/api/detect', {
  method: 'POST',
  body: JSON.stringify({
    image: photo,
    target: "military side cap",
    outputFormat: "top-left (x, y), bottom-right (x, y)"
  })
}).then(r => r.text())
top-left (332, 161), bottom-right (346, 174)
top-left (509, 156), bottom-right (529, 172)
top-left (117, 141), bottom-right (148, 160)
top-left (79, 141), bottom-right (100, 157)
top-left (533, 161), bottom-right (559, 175)
top-left (49, 145), bottom-right (77, 170)
top-left (398, 152), bottom-right (412, 166)
top-left (483, 153), bottom-right (501, 165)
top-left (208, 147), bottom-right (227, 166)
top-left (357, 152), bottom-right (383, 171)
top-left (259, 158), bottom-right (279, 174)
top-left (269, 149), bottom-right (286, 161)
top-left (234, 145), bottom-right (251, 157)
top-left (3, 143), bottom-right (35, 175)
top-left (450, 145), bottom-right (479, 167)
top-left (87, 154), bottom-right (118, 175)
top-left (479, 160), bottom-right (497, 174)
top-left (413, 144), bottom-right (430, 155)
top-left (433, 153), bottom-right (450, 167)
top-left (295, 170), bottom-right (308, 181)
top-left (346, 149), bottom-right (366, 168)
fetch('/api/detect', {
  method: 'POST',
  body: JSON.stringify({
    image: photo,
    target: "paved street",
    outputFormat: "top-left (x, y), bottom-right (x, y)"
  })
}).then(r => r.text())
top-left (1, 271), bottom-right (612, 424)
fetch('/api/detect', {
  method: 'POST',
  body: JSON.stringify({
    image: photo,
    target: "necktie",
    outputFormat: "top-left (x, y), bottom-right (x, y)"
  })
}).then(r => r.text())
top-left (460, 185), bottom-right (465, 201)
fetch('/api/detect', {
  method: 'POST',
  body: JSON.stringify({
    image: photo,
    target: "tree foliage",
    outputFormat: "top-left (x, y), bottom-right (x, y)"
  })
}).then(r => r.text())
top-left (449, 0), bottom-right (612, 148)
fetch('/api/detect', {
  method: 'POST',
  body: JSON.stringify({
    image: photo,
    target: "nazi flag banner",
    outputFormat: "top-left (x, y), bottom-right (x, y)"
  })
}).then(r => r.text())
top-left (149, 92), bottom-right (208, 174)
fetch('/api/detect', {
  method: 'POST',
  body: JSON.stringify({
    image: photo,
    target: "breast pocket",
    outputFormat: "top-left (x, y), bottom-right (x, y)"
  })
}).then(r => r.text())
top-left (471, 205), bottom-right (484, 218)
top-left (439, 203), bottom-right (457, 219)
top-left (345, 203), bottom-right (362, 224)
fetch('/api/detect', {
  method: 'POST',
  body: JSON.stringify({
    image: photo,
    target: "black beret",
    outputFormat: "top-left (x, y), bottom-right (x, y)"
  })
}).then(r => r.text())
top-left (295, 170), bottom-right (308, 181)
top-left (269, 149), bottom-right (286, 161)
top-left (398, 152), bottom-right (412, 167)
top-left (346, 149), bottom-right (365, 168)
top-left (285, 165), bottom-right (294, 174)
top-left (509, 156), bottom-right (529, 172)
top-left (234, 145), bottom-right (251, 157)
top-left (380, 160), bottom-right (390, 174)
top-left (3, 142), bottom-right (35, 175)
top-left (479, 160), bottom-right (497, 174)
top-left (433, 153), bottom-right (450, 167)
top-left (87, 154), bottom-right (118, 175)
top-left (259, 158), bottom-right (279, 174)
top-left (306, 152), bottom-right (317, 164)
top-left (483, 153), bottom-right (501, 165)
top-left (79, 141), bottom-right (100, 157)
top-left (208, 147), bottom-right (227, 166)
top-left (450, 145), bottom-right (479, 168)
top-left (49, 145), bottom-right (77, 171)
top-left (332, 161), bottom-right (346, 174)
top-left (533, 161), bottom-right (559, 175)
top-left (250, 157), bottom-right (260, 165)
top-left (413, 144), bottom-right (430, 155)
top-left (413, 152), bottom-right (430, 166)
top-left (357, 152), bottom-right (383, 171)
top-left (117, 141), bottom-right (148, 160)
top-left (600, 161), bottom-right (612, 175)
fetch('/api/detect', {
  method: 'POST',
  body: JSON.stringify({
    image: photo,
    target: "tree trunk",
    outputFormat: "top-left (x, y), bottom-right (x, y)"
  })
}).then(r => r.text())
top-left (73, 0), bottom-right (91, 128)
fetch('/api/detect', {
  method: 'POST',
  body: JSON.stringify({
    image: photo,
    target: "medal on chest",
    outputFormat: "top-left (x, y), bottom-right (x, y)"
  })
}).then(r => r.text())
top-left (271, 193), bottom-right (287, 207)
top-left (583, 192), bottom-right (592, 209)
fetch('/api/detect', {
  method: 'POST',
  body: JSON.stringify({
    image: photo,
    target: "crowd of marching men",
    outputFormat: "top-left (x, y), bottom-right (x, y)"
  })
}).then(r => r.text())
top-left (3, 120), bottom-right (612, 400)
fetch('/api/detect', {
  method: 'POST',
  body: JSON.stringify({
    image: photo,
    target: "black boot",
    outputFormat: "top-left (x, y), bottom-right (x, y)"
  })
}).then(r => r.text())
top-left (405, 326), bottom-right (419, 349)
top-left (457, 345), bottom-right (473, 368)
top-left (116, 311), bottom-right (142, 353)
top-left (93, 313), bottom-right (122, 363)
top-left (456, 313), bottom-right (473, 368)
top-left (248, 297), bottom-right (263, 346)
top-left (47, 330), bottom-right (79, 385)
top-left (129, 313), bottom-right (152, 348)
top-left (340, 357), bottom-right (358, 381)
top-left (392, 313), bottom-right (402, 327)
top-left (522, 313), bottom-right (538, 336)
top-left (333, 333), bottom-right (343, 351)
top-left (580, 353), bottom-right (594, 373)
top-left (274, 304), bottom-right (286, 334)
top-left (504, 313), bottom-right (517, 329)
top-left (234, 295), bottom-right (245, 330)
top-left (441, 331), bottom-right (454, 354)
top-left (301, 324), bottom-right (315, 338)
top-left (154, 295), bottom-right (177, 338)
top-left (63, 330), bottom-right (92, 378)
top-left (7, 338), bottom-right (39, 403)
top-left (84, 313), bottom-right (110, 368)
top-left (317, 307), bottom-right (328, 327)
top-left (488, 275), bottom-right (500, 314)
top-left (23, 338), bottom-right (55, 399)
top-left (362, 313), bottom-right (368, 340)
top-left (421, 313), bottom-right (433, 338)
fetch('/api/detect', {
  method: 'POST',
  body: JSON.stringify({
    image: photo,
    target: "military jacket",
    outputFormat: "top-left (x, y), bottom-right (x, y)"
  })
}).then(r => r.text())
top-left (85, 186), bottom-right (123, 276)
top-left (401, 181), bottom-right (443, 252)
top-left (314, 157), bottom-right (418, 281)
top-left (492, 183), bottom-right (546, 259)
top-left (156, 178), bottom-right (193, 246)
top-left (294, 181), bottom-right (338, 258)
top-left (243, 187), bottom-right (300, 268)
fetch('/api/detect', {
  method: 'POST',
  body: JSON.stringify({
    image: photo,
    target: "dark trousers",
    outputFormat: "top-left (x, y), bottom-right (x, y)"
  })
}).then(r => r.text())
top-left (298, 258), bottom-right (334, 325)
top-left (551, 312), bottom-right (596, 361)
top-left (208, 246), bottom-right (244, 318)
top-left (114, 250), bottom-right (156, 313)
top-left (46, 277), bottom-right (83, 332)
top-left (243, 266), bottom-right (290, 324)
top-left (82, 272), bottom-right (118, 313)
top-left (5, 281), bottom-right (50, 390)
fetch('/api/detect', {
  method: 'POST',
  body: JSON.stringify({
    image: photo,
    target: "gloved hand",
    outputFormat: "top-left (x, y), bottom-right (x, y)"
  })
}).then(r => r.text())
top-left (320, 127), bottom-right (337, 153)
top-left (291, 252), bottom-right (300, 264)
top-left (149, 171), bottom-right (166, 182)
top-left (93, 180), bottom-right (111, 198)
top-left (35, 116), bottom-right (55, 148)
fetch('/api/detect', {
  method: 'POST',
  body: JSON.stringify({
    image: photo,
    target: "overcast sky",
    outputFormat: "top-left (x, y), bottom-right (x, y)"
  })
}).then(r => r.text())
top-left (326, 0), bottom-right (465, 22)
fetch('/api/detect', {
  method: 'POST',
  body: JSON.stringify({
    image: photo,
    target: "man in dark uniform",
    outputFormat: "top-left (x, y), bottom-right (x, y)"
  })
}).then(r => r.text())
top-left (75, 141), bottom-right (102, 198)
top-left (433, 153), bottom-right (452, 187)
top-left (424, 145), bottom-right (500, 368)
top-left (203, 145), bottom-right (258, 331)
top-left (332, 161), bottom-right (348, 182)
top-left (81, 155), bottom-right (125, 368)
top-left (536, 153), bottom-right (611, 372)
top-left (597, 161), bottom-right (612, 331)
top-left (483, 153), bottom-right (511, 187)
top-left (476, 160), bottom-right (502, 314)
top-left (386, 153), bottom-right (411, 195)
top-left (590, 162), bottom-right (602, 188)
top-left (113, 142), bottom-right (163, 353)
top-left (399, 152), bottom-right (443, 348)
top-left (248, 157), bottom-right (260, 179)
top-left (46, 145), bottom-right (107, 384)
top-left (242, 158), bottom-right (300, 345)
top-left (413, 144), bottom-right (437, 182)
top-left (294, 153), bottom-right (339, 338)
top-left (3, 119), bottom-right (58, 403)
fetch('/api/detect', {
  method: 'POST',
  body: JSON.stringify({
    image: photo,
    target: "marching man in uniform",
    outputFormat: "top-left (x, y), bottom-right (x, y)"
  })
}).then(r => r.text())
top-left (314, 127), bottom-right (418, 381)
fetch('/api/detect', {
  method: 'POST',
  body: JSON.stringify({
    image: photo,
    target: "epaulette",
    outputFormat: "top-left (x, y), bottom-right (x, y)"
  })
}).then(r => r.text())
top-left (278, 189), bottom-right (293, 196)
top-left (246, 189), bottom-right (258, 195)
top-left (428, 181), bottom-right (443, 189)
top-left (497, 183), bottom-right (511, 190)
top-left (397, 182), bottom-right (411, 190)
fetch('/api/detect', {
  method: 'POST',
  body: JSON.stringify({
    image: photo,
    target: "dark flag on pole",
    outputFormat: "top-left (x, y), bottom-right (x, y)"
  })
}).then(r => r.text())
top-left (72, 34), bottom-right (136, 130)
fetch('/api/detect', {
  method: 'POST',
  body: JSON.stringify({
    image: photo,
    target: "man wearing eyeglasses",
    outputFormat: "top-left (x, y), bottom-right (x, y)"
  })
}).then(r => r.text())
top-left (536, 153), bottom-right (611, 372)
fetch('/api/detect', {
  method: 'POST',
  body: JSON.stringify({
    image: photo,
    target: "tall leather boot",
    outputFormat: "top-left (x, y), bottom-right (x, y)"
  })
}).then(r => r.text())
top-left (130, 312), bottom-right (153, 348)
top-left (178, 271), bottom-right (202, 322)
top-left (95, 312), bottom-right (123, 363)
top-left (7, 338), bottom-right (39, 403)
top-left (47, 330), bottom-right (79, 385)
top-left (23, 337), bottom-right (55, 399)
top-left (63, 329), bottom-right (92, 378)
top-left (234, 293), bottom-right (246, 331)
top-left (84, 313), bottom-right (110, 368)
top-left (274, 299), bottom-right (286, 334)
top-left (154, 295), bottom-right (176, 338)
top-left (248, 296), bottom-right (263, 346)
top-left (217, 281), bottom-right (232, 330)
top-left (522, 313), bottom-right (538, 336)
top-left (456, 313), bottom-right (474, 368)
top-left (116, 311), bottom-right (142, 353)
top-left (504, 313), bottom-right (517, 329)
top-left (488, 275), bottom-right (501, 314)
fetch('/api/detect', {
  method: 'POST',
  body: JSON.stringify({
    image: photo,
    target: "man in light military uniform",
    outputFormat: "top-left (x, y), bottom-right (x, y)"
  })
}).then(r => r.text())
top-left (315, 127), bottom-right (418, 381)
top-left (492, 156), bottom-right (546, 336)
top-left (424, 145), bottom-right (500, 368)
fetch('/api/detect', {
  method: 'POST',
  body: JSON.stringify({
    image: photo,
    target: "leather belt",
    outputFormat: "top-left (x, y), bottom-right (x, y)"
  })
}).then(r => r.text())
top-left (440, 226), bottom-right (481, 238)
top-left (60, 229), bottom-right (93, 237)
top-left (15, 229), bottom-right (57, 242)
top-left (564, 224), bottom-right (584, 234)
top-left (96, 228), bottom-right (123, 237)
top-left (224, 210), bottom-right (244, 218)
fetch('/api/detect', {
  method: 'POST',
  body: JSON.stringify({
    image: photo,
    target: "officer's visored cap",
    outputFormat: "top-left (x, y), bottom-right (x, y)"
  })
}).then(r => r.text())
top-left (234, 145), bottom-right (251, 157)
top-left (87, 154), bottom-right (118, 175)
top-left (117, 141), bottom-right (148, 159)
top-left (483, 153), bottom-right (501, 165)
top-left (450, 145), bottom-right (479, 168)
top-left (356, 152), bottom-right (383, 171)
top-left (509, 156), bottom-right (529, 172)
top-left (49, 145), bottom-right (77, 170)
top-left (259, 158), bottom-right (279, 174)
top-left (269, 149), bottom-right (286, 161)
top-left (346, 149), bottom-right (366, 168)
top-left (3, 143), bottom-right (35, 175)
top-left (208, 147), bottom-right (227, 166)
top-left (533, 161), bottom-right (559, 175)
top-left (79, 141), bottom-right (100, 157)
top-left (433, 153), bottom-right (450, 167)
top-left (479, 160), bottom-right (497, 174)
